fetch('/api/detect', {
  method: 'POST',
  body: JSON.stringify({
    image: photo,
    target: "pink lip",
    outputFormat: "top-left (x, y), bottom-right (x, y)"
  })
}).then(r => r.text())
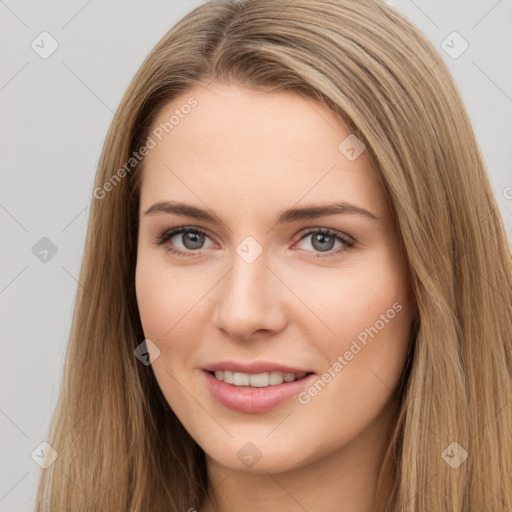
top-left (202, 360), bottom-right (313, 374)
top-left (203, 370), bottom-right (316, 413)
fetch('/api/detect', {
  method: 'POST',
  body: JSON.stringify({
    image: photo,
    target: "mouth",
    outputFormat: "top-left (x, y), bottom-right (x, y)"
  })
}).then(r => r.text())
top-left (203, 369), bottom-right (316, 413)
top-left (207, 369), bottom-right (314, 387)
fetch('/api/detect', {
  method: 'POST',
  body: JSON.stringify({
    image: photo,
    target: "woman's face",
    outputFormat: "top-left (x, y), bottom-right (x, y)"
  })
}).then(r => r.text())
top-left (135, 82), bottom-right (415, 474)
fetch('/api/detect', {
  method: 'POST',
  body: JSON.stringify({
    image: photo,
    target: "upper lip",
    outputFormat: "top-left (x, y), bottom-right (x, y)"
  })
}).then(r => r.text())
top-left (202, 361), bottom-right (314, 374)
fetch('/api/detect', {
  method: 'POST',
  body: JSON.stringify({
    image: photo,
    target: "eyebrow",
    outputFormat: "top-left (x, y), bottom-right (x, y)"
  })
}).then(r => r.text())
top-left (144, 200), bottom-right (379, 225)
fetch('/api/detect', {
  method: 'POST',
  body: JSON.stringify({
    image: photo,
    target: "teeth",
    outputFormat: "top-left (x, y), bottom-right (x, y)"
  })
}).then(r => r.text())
top-left (212, 370), bottom-right (307, 387)
top-left (269, 372), bottom-right (284, 385)
top-left (250, 372), bottom-right (269, 387)
top-left (234, 372), bottom-right (250, 386)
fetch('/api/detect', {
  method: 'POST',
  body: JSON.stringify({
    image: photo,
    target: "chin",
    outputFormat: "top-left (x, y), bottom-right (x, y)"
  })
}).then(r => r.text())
top-left (203, 438), bottom-right (320, 475)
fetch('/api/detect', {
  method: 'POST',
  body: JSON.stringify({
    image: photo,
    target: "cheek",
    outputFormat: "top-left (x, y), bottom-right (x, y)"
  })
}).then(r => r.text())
top-left (135, 254), bottom-right (210, 372)
top-left (135, 256), bottom-right (205, 419)
top-left (316, 251), bottom-right (413, 379)
top-left (136, 253), bottom-right (195, 337)
top-left (300, 288), bottom-right (412, 439)
top-left (316, 260), bottom-right (407, 335)
top-left (135, 258), bottom-right (170, 340)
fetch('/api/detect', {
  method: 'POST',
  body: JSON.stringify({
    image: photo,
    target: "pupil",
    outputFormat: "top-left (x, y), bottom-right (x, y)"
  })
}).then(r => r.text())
top-left (312, 233), bottom-right (334, 252)
top-left (184, 232), bottom-right (204, 250)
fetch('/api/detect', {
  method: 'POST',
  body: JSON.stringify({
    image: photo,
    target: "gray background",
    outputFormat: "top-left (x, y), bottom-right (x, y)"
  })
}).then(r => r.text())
top-left (1, 1), bottom-right (511, 510)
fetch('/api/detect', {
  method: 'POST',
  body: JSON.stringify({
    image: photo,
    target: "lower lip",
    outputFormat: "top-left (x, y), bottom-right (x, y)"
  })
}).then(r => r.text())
top-left (203, 370), bottom-right (316, 413)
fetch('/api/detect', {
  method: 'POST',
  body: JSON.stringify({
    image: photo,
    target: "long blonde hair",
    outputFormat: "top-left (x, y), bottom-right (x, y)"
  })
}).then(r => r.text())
top-left (35, 0), bottom-right (512, 510)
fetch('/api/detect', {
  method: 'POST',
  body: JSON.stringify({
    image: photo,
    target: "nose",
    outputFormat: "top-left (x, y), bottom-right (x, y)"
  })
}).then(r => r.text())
top-left (212, 250), bottom-right (287, 341)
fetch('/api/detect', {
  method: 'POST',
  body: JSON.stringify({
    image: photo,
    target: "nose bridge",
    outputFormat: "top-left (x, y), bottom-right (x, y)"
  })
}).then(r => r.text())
top-left (225, 230), bottom-right (271, 295)
top-left (212, 238), bottom-right (285, 339)
top-left (225, 243), bottom-right (272, 314)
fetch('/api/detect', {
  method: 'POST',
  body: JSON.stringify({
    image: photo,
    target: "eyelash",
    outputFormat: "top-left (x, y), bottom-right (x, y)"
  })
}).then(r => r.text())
top-left (156, 226), bottom-right (355, 259)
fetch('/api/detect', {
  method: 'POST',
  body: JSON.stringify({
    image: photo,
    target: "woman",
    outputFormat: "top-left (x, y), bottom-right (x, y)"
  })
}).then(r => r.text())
top-left (35, 0), bottom-right (512, 510)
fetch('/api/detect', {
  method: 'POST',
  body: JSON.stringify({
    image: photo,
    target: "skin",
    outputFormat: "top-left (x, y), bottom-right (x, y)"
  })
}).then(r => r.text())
top-left (135, 82), bottom-right (416, 512)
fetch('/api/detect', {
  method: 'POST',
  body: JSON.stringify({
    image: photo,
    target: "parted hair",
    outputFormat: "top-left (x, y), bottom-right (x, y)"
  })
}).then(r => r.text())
top-left (35, 0), bottom-right (512, 510)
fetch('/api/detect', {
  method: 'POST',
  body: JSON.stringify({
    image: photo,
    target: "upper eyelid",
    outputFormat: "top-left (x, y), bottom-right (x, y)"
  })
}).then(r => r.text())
top-left (158, 225), bottom-right (209, 243)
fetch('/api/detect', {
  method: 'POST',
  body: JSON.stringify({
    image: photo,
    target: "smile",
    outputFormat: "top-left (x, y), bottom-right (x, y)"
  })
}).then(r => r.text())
top-left (211, 370), bottom-right (309, 387)
top-left (203, 370), bottom-right (315, 413)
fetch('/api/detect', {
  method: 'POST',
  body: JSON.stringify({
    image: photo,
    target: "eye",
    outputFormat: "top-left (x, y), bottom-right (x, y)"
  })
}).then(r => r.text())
top-left (156, 226), bottom-right (355, 259)
top-left (157, 226), bottom-right (214, 257)
top-left (294, 228), bottom-right (354, 259)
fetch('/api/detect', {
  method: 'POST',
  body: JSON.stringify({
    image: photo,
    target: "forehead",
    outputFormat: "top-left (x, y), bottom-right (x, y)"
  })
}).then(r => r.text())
top-left (139, 83), bottom-right (387, 222)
